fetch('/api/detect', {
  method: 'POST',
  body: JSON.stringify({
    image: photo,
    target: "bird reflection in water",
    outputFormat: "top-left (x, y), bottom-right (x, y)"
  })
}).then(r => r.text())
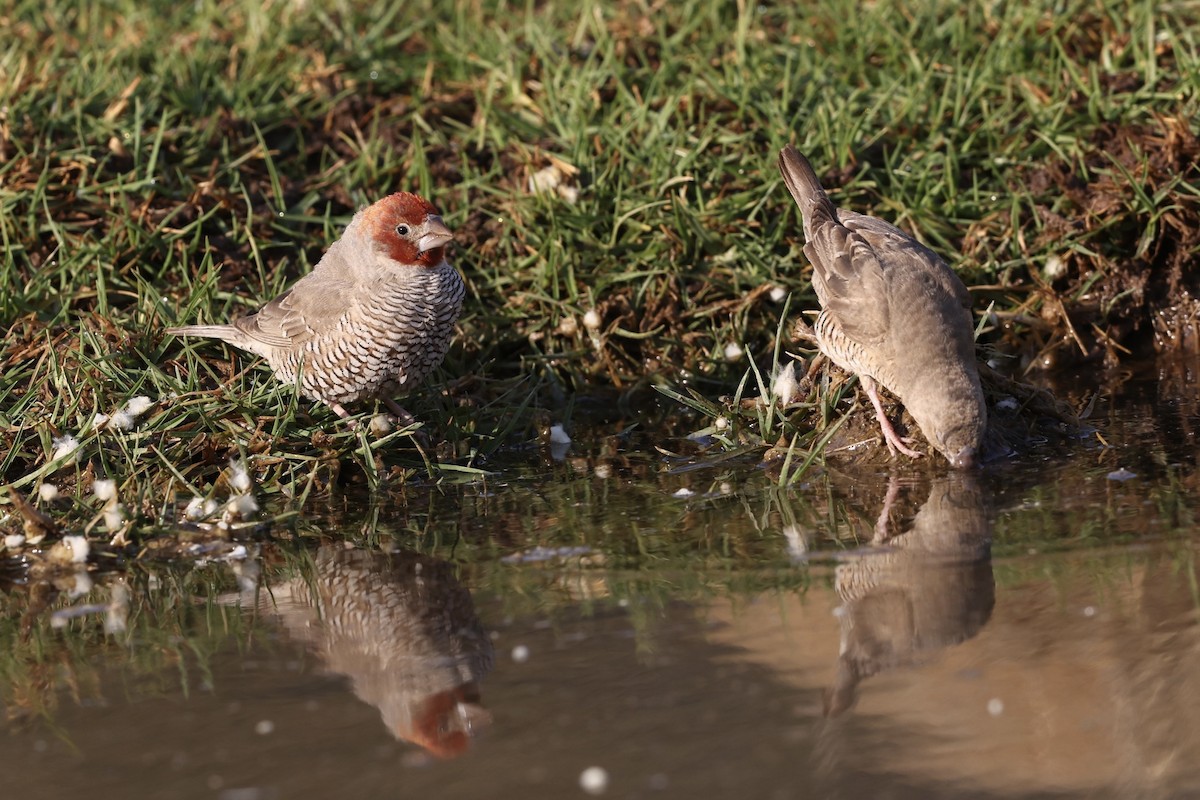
top-left (825, 475), bottom-right (994, 716)
top-left (249, 545), bottom-right (494, 757)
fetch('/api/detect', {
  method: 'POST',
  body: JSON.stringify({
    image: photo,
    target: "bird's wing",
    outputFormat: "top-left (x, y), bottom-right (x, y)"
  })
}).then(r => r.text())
top-left (232, 274), bottom-right (355, 348)
top-left (841, 212), bottom-right (972, 311)
top-left (778, 147), bottom-right (891, 344)
top-left (805, 217), bottom-right (893, 345)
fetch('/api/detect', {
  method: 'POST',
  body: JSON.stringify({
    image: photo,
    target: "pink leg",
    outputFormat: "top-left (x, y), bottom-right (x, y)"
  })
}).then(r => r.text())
top-left (861, 376), bottom-right (923, 459)
top-left (328, 402), bottom-right (360, 429)
top-left (383, 398), bottom-right (418, 427)
top-left (872, 475), bottom-right (901, 544)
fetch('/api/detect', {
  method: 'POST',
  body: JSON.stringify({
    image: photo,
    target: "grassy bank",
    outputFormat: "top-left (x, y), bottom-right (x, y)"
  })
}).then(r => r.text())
top-left (1, 0), bottom-right (1198, 515)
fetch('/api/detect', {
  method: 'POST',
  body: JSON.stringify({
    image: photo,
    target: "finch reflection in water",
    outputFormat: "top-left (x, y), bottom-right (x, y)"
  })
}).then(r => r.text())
top-left (255, 545), bottom-right (494, 757)
top-left (826, 475), bottom-right (994, 716)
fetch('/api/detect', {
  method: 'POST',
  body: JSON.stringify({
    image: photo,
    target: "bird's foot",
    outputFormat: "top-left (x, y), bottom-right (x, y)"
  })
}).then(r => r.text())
top-left (861, 376), bottom-right (924, 460)
top-left (882, 431), bottom-right (924, 460)
top-left (382, 398), bottom-right (431, 448)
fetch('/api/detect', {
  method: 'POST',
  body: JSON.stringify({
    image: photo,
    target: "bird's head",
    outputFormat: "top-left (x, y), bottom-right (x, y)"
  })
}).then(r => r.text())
top-left (363, 192), bottom-right (454, 268)
top-left (931, 421), bottom-right (984, 468)
top-left (406, 684), bottom-right (492, 759)
top-left (905, 374), bottom-right (987, 469)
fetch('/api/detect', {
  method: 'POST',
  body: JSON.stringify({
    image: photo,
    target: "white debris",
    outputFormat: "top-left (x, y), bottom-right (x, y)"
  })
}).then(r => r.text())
top-left (987, 698), bottom-right (1004, 716)
top-left (580, 766), bottom-right (609, 795)
top-left (583, 309), bottom-right (602, 331)
top-left (93, 479), bottom-right (117, 502)
top-left (103, 505), bottom-right (125, 533)
top-left (723, 342), bottom-right (744, 362)
top-left (1106, 468), bottom-right (1137, 482)
top-left (528, 161), bottom-right (579, 203)
top-left (52, 435), bottom-right (81, 463)
top-left (105, 581), bottom-right (130, 634)
top-left (100, 395), bottom-right (155, 431)
top-left (1083, 606), bottom-right (1096, 617)
top-left (768, 285), bottom-right (788, 303)
top-left (771, 361), bottom-right (799, 405)
top-left (594, 463), bottom-right (612, 479)
top-left (1043, 254), bottom-right (1066, 280)
top-left (511, 645), bottom-right (530, 663)
top-left (254, 720), bottom-right (275, 735)
top-left (107, 410), bottom-right (135, 431)
top-left (38, 483), bottom-right (59, 502)
top-left (369, 414), bottom-right (393, 436)
top-left (549, 424), bottom-right (572, 444)
top-left (51, 600), bottom-right (108, 628)
top-left (557, 184), bottom-right (579, 204)
top-left (501, 545), bottom-right (593, 564)
top-left (124, 396), bottom-right (153, 417)
top-left (783, 523), bottom-right (808, 561)
top-left (529, 165), bottom-right (562, 194)
top-left (61, 535), bottom-right (90, 564)
top-left (996, 396), bottom-right (1019, 411)
top-left (185, 496), bottom-right (219, 521)
top-left (715, 416), bottom-right (729, 431)
top-left (4, 534), bottom-right (25, 550)
top-left (227, 494), bottom-right (259, 517)
top-left (672, 488), bottom-right (695, 498)
top-left (229, 458), bottom-right (252, 493)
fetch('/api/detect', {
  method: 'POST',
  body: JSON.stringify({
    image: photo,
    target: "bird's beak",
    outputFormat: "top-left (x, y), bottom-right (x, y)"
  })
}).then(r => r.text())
top-left (948, 445), bottom-right (977, 469)
top-left (418, 216), bottom-right (454, 252)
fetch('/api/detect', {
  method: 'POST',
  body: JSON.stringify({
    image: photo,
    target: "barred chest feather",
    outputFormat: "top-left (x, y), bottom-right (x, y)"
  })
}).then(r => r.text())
top-left (272, 263), bottom-right (465, 405)
top-left (815, 310), bottom-right (898, 392)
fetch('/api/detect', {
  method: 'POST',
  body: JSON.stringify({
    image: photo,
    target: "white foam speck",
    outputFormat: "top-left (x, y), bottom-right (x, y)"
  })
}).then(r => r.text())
top-left (771, 361), bottom-right (799, 404)
top-left (580, 766), bottom-right (609, 795)
top-left (229, 458), bottom-right (252, 493)
top-left (52, 435), bottom-right (81, 463)
top-left (62, 535), bottom-right (90, 564)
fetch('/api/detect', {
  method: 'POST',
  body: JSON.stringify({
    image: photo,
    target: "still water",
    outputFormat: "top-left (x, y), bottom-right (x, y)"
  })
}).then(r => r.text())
top-left (2, 361), bottom-right (1199, 799)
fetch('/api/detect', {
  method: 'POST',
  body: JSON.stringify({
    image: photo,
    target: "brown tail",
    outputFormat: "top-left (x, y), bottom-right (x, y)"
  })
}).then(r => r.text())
top-left (167, 324), bottom-right (240, 343)
top-left (778, 145), bottom-right (838, 233)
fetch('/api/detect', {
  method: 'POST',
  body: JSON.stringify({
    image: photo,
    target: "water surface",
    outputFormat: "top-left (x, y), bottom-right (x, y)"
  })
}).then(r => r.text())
top-left (3, 361), bottom-right (1199, 799)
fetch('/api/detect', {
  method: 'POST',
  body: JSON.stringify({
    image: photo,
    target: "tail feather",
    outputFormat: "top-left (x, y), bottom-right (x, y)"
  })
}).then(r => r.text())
top-left (778, 145), bottom-right (838, 235)
top-left (167, 324), bottom-right (241, 343)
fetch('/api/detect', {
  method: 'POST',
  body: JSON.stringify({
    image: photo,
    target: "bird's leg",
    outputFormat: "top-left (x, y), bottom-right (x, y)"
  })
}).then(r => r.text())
top-left (383, 397), bottom-right (418, 428)
top-left (861, 376), bottom-right (924, 459)
top-left (327, 401), bottom-right (362, 429)
top-left (872, 474), bottom-right (902, 544)
top-left (803, 353), bottom-right (827, 383)
top-left (382, 397), bottom-right (433, 448)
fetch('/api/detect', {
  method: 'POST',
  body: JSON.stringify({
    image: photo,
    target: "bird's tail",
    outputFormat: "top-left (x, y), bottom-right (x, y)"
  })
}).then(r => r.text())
top-left (167, 324), bottom-right (240, 343)
top-left (778, 145), bottom-right (838, 230)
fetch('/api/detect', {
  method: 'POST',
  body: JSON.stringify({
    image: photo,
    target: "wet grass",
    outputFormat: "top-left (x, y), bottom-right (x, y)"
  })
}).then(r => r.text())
top-left (2, 0), bottom-right (1199, 531)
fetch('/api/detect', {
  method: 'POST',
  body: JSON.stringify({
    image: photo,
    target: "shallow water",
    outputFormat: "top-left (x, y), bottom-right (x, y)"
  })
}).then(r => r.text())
top-left (3, 360), bottom-right (1200, 799)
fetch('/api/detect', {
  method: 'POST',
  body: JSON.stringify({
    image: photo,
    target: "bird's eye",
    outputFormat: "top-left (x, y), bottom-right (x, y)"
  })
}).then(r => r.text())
top-left (395, 224), bottom-right (410, 236)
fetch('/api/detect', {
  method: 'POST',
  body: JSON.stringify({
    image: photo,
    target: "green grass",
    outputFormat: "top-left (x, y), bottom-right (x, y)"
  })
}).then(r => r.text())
top-left (1, 0), bottom-right (1198, 521)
